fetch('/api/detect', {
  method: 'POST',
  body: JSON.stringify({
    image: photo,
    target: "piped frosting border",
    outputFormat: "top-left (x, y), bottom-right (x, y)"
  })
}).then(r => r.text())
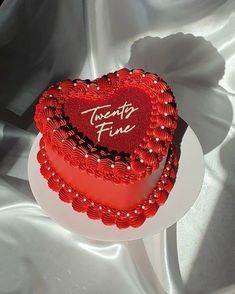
top-left (38, 136), bottom-right (178, 229)
top-left (34, 68), bottom-right (178, 185)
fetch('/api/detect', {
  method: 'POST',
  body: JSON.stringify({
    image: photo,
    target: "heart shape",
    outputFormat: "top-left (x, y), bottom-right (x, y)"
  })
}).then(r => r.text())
top-left (64, 86), bottom-right (152, 154)
top-left (35, 68), bottom-right (178, 184)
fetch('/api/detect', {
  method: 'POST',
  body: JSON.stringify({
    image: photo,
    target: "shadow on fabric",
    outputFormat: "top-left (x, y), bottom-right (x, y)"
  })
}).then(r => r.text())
top-left (184, 137), bottom-right (235, 293)
top-left (0, 0), bottom-right (86, 129)
top-left (128, 33), bottom-right (234, 293)
top-left (127, 33), bottom-right (232, 154)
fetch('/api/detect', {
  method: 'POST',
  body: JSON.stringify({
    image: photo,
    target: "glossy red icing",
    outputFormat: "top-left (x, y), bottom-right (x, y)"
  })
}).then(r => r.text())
top-left (64, 86), bottom-right (152, 154)
top-left (34, 68), bottom-right (178, 185)
top-left (37, 137), bottom-right (178, 229)
top-left (45, 138), bottom-right (167, 210)
top-left (34, 68), bottom-right (179, 229)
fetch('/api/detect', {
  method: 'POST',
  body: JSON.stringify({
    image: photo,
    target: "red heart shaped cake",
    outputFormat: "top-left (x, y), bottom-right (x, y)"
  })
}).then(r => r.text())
top-left (34, 68), bottom-right (178, 229)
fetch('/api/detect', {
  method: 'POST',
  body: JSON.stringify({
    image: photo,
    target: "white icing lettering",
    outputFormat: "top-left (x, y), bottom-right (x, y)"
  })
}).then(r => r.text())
top-left (81, 101), bottom-right (138, 142)
top-left (81, 104), bottom-right (111, 125)
top-left (109, 124), bottom-right (136, 137)
top-left (95, 122), bottom-right (113, 142)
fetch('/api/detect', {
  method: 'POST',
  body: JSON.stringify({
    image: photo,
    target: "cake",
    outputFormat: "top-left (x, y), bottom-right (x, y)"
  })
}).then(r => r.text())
top-left (34, 68), bottom-right (178, 229)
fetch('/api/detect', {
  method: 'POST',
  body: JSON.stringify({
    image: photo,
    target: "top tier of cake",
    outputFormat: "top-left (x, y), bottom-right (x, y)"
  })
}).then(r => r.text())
top-left (34, 68), bottom-right (178, 186)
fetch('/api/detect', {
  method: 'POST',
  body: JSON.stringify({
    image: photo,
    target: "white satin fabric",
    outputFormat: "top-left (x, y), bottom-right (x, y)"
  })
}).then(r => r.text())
top-left (0, 0), bottom-right (235, 293)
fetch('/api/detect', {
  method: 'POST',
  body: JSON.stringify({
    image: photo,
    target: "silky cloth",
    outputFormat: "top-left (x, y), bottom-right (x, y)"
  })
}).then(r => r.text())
top-left (0, 0), bottom-right (235, 293)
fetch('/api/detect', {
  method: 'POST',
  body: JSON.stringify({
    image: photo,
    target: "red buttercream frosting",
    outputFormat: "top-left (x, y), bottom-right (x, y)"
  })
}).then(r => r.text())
top-left (34, 68), bottom-right (179, 229)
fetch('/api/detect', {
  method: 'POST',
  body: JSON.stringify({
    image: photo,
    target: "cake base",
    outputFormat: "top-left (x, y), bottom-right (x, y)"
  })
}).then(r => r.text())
top-left (28, 123), bottom-right (204, 241)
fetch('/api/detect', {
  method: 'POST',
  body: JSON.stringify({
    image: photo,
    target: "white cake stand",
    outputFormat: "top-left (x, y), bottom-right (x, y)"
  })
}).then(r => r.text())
top-left (28, 124), bottom-right (204, 242)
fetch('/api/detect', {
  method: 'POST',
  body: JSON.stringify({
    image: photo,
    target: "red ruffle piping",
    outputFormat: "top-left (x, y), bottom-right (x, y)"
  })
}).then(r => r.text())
top-left (37, 138), bottom-right (178, 229)
top-left (34, 68), bottom-right (178, 185)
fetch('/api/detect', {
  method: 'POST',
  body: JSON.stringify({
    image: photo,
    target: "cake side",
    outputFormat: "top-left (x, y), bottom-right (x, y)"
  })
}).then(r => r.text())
top-left (37, 136), bottom-right (178, 229)
top-left (43, 136), bottom-right (168, 210)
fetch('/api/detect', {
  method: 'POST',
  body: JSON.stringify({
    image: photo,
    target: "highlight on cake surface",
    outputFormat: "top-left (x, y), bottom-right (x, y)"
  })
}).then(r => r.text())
top-left (34, 68), bottom-right (179, 229)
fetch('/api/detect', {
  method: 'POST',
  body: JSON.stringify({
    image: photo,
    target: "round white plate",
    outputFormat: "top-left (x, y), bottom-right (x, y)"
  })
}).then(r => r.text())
top-left (28, 126), bottom-right (204, 241)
